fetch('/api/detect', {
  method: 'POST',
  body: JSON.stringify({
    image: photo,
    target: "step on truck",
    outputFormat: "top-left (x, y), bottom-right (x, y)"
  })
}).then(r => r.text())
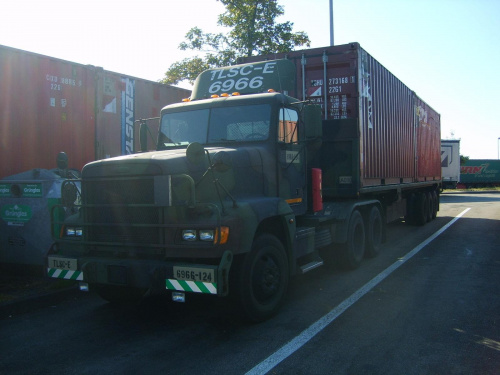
top-left (47, 43), bottom-right (441, 322)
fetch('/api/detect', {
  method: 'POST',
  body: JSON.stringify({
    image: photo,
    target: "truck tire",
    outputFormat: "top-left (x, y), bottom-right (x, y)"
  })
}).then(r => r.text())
top-left (405, 193), bottom-right (416, 225)
top-left (338, 210), bottom-right (365, 269)
top-left (94, 284), bottom-right (146, 305)
top-left (238, 234), bottom-right (289, 322)
top-left (365, 206), bottom-right (383, 258)
top-left (426, 192), bottom-right (434, 222)
top-left (414, 192), bottom-right (428, 226)
top-left (431, 191), bottom-right (438, 219)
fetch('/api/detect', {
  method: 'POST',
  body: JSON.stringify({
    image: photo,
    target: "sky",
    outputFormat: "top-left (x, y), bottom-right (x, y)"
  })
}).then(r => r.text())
top-left (2, 0), bottom-right (499, 159)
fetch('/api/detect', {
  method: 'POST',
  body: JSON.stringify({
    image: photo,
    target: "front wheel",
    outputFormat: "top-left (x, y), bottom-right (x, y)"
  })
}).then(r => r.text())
top-left (238, 234), bottom-right (289, 322)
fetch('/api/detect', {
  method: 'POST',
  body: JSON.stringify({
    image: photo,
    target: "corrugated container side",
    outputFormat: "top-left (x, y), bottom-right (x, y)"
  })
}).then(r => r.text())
top-left (95, 70), bottom-right (190, 159)
top-left (241, 43), bottom-right (440, 197)
top-left (357, 47), bottom-right (416, 186)
top-left (0, 46), bottom-right (96, 178)
top-left (134, 77), bottom-right (190, 152)
top-left (0, 45), bottom-right (191, 178)
top-left (95, 70), bottom-right (122, 159)
top-left (415, 95), bottom-right (441, 180)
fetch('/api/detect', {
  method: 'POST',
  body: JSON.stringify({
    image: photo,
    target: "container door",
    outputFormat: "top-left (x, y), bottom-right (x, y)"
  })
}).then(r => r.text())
top-left (278, 107), bottom-right (306, 215)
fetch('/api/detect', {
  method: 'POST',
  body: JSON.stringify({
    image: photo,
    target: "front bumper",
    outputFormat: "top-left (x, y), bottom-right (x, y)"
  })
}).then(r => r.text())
top-left (47, 251), bottom-right (233, 297)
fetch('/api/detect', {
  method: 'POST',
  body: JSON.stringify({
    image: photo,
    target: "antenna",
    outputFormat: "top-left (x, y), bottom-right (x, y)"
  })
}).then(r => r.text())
top-left (330, 0), bottom-right (334, 46)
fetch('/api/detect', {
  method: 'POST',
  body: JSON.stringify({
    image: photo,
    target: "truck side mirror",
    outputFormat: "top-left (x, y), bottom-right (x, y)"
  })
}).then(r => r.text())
top-left (302, 104), bottom-right (323, 139)
top-left (186, 142), bottom-right (206, 164)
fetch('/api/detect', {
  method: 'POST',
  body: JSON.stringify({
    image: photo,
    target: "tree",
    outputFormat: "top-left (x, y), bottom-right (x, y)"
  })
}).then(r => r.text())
top-left (161, 0), bottom-right (310, 86)
top-left (460, 155), bottom-right (469, 165)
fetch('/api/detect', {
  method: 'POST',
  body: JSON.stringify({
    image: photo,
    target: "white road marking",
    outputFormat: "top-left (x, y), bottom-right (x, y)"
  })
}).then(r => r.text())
top-left (246, 208), bottom-right (471, 375)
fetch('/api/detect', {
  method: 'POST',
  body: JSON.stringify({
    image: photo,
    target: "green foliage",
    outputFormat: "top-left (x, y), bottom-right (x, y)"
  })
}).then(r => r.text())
top-left (460, 155), bottom-right (469, 165)
top-left (161, 0), bottom-right (310, 86)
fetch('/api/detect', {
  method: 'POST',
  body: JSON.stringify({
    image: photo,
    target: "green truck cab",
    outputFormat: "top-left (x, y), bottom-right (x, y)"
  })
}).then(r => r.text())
top-left (48, 60), bottom-right (324, 321)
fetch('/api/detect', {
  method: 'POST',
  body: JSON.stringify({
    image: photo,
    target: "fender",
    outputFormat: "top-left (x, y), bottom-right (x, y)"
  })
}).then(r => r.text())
top-left (230, 197), bottom-right (295, 255)
top-left (319, 199), bottom-right (381, 244)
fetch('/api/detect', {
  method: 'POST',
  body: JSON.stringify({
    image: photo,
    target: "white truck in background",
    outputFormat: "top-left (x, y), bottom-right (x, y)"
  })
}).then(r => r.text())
top-left (441, 139), bottom-right (460, 189)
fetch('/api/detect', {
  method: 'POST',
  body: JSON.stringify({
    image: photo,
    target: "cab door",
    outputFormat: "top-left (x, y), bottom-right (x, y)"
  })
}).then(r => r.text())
top-left (277, 107), bottom-right (307, 215)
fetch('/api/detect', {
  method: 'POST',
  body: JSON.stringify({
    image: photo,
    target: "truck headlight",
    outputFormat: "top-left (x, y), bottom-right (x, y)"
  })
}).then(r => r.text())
top-left (199, 230), bottom-right (215, 242)
top-left (182, 229), bottom-right (197, 241)
top-left (181, 227), bottom-right (229, 244)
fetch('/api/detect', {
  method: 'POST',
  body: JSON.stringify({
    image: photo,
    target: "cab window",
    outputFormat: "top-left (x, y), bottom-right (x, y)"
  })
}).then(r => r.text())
top-left (279, 108), bottom-right (299, 143)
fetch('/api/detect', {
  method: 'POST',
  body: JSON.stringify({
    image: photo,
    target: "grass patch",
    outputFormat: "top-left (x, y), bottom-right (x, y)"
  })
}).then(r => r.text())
top-left (444, 187), bottom-right (500, 192)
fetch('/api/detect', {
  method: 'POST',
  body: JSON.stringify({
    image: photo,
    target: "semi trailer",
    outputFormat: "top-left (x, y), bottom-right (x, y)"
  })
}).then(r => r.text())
top-left (459, 159), bottom-right (500, 188)
top-left (47, 43), bottom-right (441, 321)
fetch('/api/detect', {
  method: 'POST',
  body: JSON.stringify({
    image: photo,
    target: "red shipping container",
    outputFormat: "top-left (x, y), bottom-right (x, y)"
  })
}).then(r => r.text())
top-left (0, 46), bottom-right (96, 177)
top-left (240, 43), bottom-right (441, 197)
top-left (0, 45), bottom-right (191, 178)
top-left (95, 70), bottom-right (190, 159)
top-left (415, 95), bottom-right (441, 180)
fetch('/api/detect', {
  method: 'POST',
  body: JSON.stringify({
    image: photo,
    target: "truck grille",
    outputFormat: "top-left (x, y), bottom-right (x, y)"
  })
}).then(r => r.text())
top-left (83, 177), bottom-right (161, 245)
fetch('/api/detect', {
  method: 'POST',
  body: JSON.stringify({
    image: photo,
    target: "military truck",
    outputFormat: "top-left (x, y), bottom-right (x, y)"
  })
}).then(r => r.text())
top-left (47, 43), bottom-right (441, 321)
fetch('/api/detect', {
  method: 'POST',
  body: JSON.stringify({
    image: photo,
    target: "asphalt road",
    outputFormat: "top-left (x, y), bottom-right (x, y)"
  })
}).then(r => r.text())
top-left (1, 192), bottom-right (499, 374)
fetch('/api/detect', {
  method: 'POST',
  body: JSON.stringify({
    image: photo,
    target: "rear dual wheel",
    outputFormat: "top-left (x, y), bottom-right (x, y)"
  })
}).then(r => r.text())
top-left (408, 191), bottom-right (438, 226)
top-left (431, 191), bottom-right (438, 219)
top-left (338, 210), bottom-right (366, 269)
top-left (365, 206), bottom-right (383, 258)
top-left (426, 192), bottom-right (434, 222)
top-left (414, 192), bottom-right (429, 226)
top-left (405, 194), bottom-right (417, 225)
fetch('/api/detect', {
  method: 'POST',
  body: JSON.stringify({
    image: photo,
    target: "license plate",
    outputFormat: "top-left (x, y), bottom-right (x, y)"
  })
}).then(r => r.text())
top-left (173, 266), bottom-right (215, 283)
top-left (48, 256), bottom-right (77, 271)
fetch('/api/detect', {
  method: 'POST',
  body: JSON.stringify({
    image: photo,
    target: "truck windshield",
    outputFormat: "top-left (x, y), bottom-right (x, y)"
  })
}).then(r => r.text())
top-left (158, 104), bottom-right (271, 148)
